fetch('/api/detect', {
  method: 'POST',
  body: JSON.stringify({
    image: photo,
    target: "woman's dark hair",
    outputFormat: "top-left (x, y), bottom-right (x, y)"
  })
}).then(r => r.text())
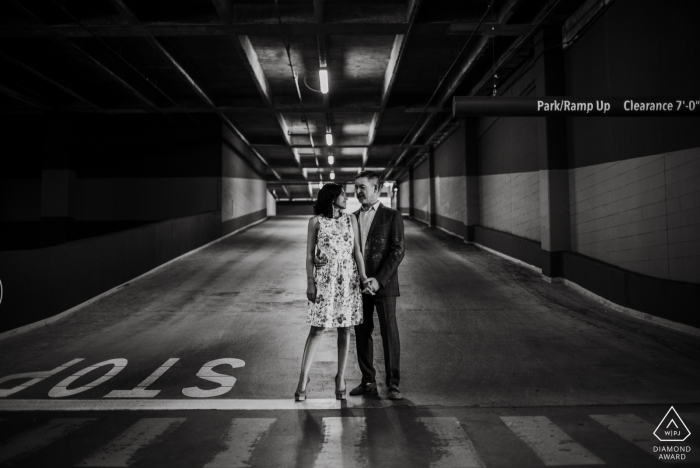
top-left (313, 183), bottom-right (343, 218)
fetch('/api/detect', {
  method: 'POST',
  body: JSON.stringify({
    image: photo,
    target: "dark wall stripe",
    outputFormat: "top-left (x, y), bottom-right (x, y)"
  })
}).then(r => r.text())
top-left (434, 121), bottom-right (466, 178)
top-left (474, 225), bottom-right (542, 269)
top-left (473, 224), bottom-right (700, 329)
top-left (413, 158), bottom-right (430, 180)
top-left (561, 251), bottom-right (700, 329)
top-left (414, 208), bottom-right (430, 224)
top-left (477, 114), bottom-right (539, 176)
top-left (276, 201), bottom-right (315, 216)
top-left (435, 214), bottom-right (468, 239)
top-left (222, 123), bottom-right (266, 180)
top-left (222, 208), bottom-right (266, 235)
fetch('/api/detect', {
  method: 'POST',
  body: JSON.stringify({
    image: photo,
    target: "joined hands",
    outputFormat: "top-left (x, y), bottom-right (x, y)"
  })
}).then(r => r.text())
top-left (361, 277), bottom-right (379, 296)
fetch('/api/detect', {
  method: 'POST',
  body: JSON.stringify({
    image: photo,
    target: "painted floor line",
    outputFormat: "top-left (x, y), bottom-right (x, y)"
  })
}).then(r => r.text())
top-left (315, 417), bottom-right (367, 468)
top-left (0, 399), bottom-right (341, 411)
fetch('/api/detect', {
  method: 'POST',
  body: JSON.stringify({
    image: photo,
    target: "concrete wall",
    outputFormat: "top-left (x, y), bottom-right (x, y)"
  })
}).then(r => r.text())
top-left (221, 123), bottom-right (267, 234)
top-left (395, 0), bottom-right (700, 328)
top-left (267, 191), bottom-right (277, 216)
top-left (398, 178), bottom-right (411, 216)
top-left (0, 116), bottom-right (269, 333)
top-left (434, 121), bottom-right (467, 237)
top-left (564, 0), bottom-right (700, 284)
top-left (277, 201), bottom-right (315, 216)
top-left (569, 148), bottom-right (700, 283)
top-left (413, 158), bottom-right (430, 224)
top-left (477, 83), bottom-right (540, 242)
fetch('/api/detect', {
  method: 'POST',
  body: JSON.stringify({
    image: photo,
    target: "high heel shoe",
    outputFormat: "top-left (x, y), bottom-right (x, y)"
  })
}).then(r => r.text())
top-left (335, 375), bottom-right (346, 400)
top-left (295, 376), bottom-right (310, 402)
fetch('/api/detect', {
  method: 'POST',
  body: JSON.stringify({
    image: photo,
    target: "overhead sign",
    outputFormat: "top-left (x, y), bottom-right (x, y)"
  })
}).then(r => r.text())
top-left (452, 97), bottom-right (700, 117)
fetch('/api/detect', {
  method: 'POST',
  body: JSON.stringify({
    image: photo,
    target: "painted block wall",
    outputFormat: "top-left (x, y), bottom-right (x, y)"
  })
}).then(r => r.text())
top-left (565, 0), bottom-right (700, 284)
top-left (267, 191), bottom-right (277, 216)
top-left (413, 159), bottom-right (430, 224)
top-left (392, 0), bottom-right (700, 327)
top-left (434, 122), bottom-right (467, 237)
top-left (221, 123), bottom-right (268, 234)
top-left (479, 172), bottom-right (541, 242)
top-left (477, 112), bottom-right (540, 242)
top-left (569, 147), bottom-right (700, 283)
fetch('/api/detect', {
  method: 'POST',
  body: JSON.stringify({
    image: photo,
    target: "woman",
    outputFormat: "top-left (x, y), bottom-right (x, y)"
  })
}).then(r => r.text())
top-left (295, 183), bottom-right (369, 401)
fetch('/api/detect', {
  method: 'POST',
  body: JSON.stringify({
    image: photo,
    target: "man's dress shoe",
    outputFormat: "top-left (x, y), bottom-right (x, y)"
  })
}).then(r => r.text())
top-left (349, 382), bottom-right (378, 396)
top-left (388, 387), bottom-right (402, 400)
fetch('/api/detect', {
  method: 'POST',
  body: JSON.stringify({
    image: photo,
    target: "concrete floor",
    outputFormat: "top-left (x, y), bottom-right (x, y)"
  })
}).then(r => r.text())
top-left (0, 217), bottom-right (699, 467)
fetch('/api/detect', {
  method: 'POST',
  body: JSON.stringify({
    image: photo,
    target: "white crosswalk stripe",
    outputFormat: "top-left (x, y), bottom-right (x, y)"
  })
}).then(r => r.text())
top-left (78, 418), bottom-right (186, 467)
top-left (204, 418), bottom-right (276, 468)
top-left (418, 417), bottom-right (485, 468)
top-left (501, 416), bottom-right (605, 466)
top-left (0, 418), bottom-right (95, 464)
top-left (314, 417), bottom-right (367, 468)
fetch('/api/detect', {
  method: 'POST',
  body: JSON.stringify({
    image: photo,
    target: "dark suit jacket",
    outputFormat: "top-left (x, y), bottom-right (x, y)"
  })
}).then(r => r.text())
top-left (354, 203), bottom-right (405, 297)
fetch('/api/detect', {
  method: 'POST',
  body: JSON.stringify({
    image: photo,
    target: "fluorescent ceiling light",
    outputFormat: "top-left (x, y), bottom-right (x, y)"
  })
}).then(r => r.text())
top-left (328, 155), bottom-right (334, 165)
top-left (330, 171), bottom-right (335, 180)
top-left (326, 133), bottom-right (333, 146)
top-left (319, 69), bottom-right (329, 94)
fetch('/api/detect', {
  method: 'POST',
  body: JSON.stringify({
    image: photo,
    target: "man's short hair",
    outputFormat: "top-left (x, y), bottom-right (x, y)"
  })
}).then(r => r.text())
top-left (355, 170), bottom-right (381, 188)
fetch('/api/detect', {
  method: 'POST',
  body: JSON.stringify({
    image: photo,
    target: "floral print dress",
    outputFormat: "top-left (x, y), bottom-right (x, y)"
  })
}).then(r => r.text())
top-left (308, 213), bottom-right (363, 328)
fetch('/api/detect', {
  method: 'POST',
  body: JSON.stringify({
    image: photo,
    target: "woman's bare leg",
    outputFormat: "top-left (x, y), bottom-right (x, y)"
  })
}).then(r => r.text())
top-left (297, 326), bottom-right (326, 392)
top-left (336, 327), bottom-right (351, 391)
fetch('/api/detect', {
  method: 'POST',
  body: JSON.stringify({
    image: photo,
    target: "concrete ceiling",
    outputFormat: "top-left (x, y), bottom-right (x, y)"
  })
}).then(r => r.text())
top-left (0, 0), bottom-right (588, 199)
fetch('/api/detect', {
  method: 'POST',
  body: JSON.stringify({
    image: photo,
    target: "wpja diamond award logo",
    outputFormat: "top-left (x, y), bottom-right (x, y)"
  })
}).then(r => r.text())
top-left (653, 406), bottom-right (692, 461)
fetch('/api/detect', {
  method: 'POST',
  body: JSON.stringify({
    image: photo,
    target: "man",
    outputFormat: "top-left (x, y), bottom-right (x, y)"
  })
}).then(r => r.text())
top-left (316, 171), bottom-right (405, 399)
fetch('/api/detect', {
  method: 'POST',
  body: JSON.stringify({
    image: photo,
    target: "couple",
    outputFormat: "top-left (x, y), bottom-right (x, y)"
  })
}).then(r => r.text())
top-left (294, 171), bottom-right (405, 401)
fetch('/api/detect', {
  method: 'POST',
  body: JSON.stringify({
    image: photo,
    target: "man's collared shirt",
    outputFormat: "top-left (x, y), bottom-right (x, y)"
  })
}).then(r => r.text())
top-left (359, 200), bottom-right (381, 255)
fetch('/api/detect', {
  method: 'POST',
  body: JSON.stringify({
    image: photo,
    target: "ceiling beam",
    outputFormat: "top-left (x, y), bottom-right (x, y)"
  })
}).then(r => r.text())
top-left (0, 51), bottom-right (101, 110)
top-left (253, 144), bottom-right (429, 149)
top-left (8, 0), bottom-right (168, 115)
top-left (211, 0), bottom-right (307, 181)
top-left (0, 82), bottom-right (49, 109)
top-left (388, 35), bottom-right (492, 172)
top-left (365, 0), bottom-right (423, 170)
top-left (0, 22), bottom-right (534, 38)
top-left (314, 0), bottom-right (332, 166)
top-left (392, 0), bottom-right (564, 180)
top-left (104, 0), bottom-right (282, 185)
top-left (43, 103), bottom-right (453, 114)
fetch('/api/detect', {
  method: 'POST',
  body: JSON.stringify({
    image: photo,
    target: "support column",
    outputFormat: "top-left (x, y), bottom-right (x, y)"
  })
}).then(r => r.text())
top-left (464, 118), bottom-right (480, 242)
top-left (428, 148), bottom-right (436, 227)
top-left (40, 154), bottom-right (77, 247)
top-left (408, 166), bottom-right (415, 218)
top-left (535, 27), bottom-right (570, 281)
